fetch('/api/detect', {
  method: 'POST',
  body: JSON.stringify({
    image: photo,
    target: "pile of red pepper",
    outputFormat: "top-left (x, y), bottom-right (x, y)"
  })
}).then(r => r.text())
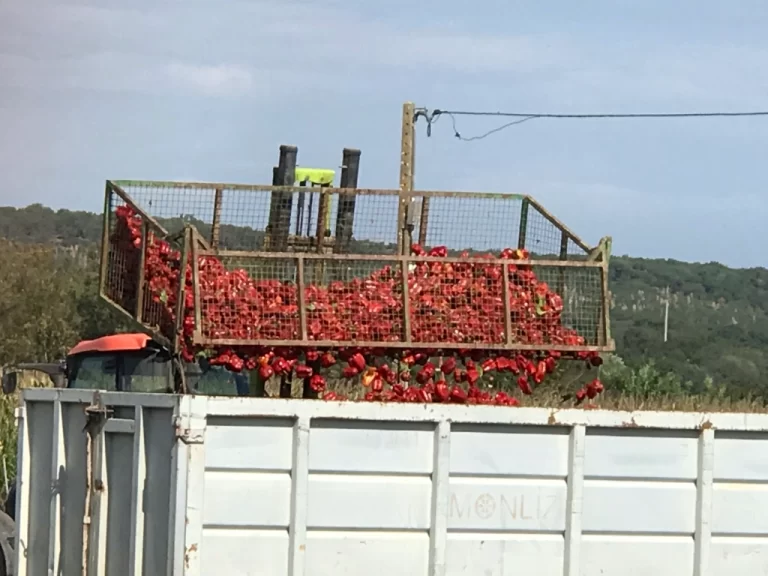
top-left (110, 205), bottom-right (604, 405)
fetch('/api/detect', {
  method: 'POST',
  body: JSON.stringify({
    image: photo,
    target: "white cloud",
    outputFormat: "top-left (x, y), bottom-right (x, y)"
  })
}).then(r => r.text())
top-left (5, 0), bottom-right (766, 108)
top-left (166, 63), bottom-right (254, 97)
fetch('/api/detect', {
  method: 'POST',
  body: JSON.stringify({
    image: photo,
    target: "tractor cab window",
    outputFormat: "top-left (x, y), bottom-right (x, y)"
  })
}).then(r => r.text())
top-left (67, 350), bottom-right (250, 395)
top-left (188, 364), bottom-right (244, 396)
top-left (68, 354), bottom-right (119, 391)
top-left (121, 352), bottom-right (172, 393)
top-left (67, 350), bottom-right (173, 393)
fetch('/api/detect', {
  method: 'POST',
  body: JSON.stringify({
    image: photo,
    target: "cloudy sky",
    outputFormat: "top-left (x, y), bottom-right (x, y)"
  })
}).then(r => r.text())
top-left (1, 0), bottom-right (767, 267)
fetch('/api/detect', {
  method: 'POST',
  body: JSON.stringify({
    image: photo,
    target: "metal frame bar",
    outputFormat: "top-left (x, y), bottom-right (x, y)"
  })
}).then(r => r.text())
top-left (196, 395), bottom-right (766, 430)
top-left (198, 249), bottom-right (605, 267)
top-left (110, 180), bottom-right (528, 202)
top-left (173, 227), bottom-right (191, 354)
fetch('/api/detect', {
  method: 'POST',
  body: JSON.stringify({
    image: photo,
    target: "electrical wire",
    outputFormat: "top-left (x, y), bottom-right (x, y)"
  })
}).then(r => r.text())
top-left (425, 108), bottom-right (768, 141)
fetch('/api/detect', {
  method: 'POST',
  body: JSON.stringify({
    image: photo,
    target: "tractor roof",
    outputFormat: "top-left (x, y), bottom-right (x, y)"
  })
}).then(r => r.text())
top-left (68, 333), bottom-right (153, 356)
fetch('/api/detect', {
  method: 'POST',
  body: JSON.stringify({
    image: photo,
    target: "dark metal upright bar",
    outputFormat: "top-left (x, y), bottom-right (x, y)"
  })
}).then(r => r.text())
top-left (266, 145), bottom-right (297, 251)
top-left (334, 148), bottom-right (361, 253)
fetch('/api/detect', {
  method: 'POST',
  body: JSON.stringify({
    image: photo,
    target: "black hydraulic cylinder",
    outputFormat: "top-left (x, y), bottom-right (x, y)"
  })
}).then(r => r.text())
top-left (266, 145), bottom-right (297, 251)
top-left (334, 148), bottom-right (361, 253)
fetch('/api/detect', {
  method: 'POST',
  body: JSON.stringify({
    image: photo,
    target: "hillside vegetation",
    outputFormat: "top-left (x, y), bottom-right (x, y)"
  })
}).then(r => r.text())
top-left (1, 203), bottom-right (767, 401)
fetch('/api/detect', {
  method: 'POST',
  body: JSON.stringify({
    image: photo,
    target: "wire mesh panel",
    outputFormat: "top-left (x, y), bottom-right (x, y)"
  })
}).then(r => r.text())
top-left (406, 258), bottom-right (604, 347)
top-left (101, 180), bottom-right (612, 354)
top-left (409, 193), bottom-right (526, 253)
top-left (198, 255), bottom-right (300, 341)
top-left (304, 258), bottom-right (404, 342)
top-left (408, 193), bottom-right (591, 260)
top-left (110, 181), bottom-right (401, 254)
top-left (188, 252), bottom-right (608, 351)
top-left (101, 183), bottom-right (187, 346)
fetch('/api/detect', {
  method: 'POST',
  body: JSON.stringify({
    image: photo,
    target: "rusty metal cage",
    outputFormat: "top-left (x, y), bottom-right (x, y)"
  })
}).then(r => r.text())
top-left (100, 180), bottom-right (614, 354)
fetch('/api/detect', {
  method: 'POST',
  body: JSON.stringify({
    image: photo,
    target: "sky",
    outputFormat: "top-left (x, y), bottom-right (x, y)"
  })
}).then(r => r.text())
top-left (1, 0), bottom-right (767, 267)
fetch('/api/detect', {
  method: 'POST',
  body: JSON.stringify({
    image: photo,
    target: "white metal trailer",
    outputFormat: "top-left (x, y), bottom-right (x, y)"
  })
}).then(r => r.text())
top-left (13, 388), bottom-right (768, 575)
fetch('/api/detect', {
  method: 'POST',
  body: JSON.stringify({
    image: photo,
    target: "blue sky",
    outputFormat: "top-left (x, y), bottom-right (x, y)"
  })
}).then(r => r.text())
top-left (2, 0), bottom-right (767, 267)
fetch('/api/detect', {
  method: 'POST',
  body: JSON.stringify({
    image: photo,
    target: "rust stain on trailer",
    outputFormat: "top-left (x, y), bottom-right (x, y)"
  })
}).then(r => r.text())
top-left (185, 543), bottom-right (198, 568)
top-left (622, 417), bottom-right (639, 428)
top-left (547, 411), bottom-right (558, 425)
top-left (700, 419), bottom-right (715, 430)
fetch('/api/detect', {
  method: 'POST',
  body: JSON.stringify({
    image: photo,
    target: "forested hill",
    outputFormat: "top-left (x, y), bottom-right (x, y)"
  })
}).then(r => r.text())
top-left (2, 203), bottom-right (768, 396)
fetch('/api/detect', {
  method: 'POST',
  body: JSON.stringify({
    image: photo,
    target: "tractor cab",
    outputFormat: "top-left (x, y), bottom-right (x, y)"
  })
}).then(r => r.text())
top-left (1, 333), bottom-right (246, 396)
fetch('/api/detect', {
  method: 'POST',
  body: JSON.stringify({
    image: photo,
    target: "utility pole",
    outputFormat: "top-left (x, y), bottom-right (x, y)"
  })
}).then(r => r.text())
top-left (397, 101), bottom-right (431, 254)
top-left (663, 286), bottom-right (670, 343)
top-left (398, 101), bottom-right (416, 255)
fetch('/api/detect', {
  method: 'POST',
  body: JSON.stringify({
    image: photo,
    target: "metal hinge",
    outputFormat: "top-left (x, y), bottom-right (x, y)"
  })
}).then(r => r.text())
top-left (174, 417), bottom-right (205, 444)
top-left (83, 391), bottom-right (113, 434)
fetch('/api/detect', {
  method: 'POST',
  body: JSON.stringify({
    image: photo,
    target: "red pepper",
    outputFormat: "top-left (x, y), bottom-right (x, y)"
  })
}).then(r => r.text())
top-left (450, 385), bottom-right (468, 403)
top-left (435, 381), bottom-right (450, 402)
top-left (481, 358), bottom-right (497, 372)
top-left (440, 357), bottom-right (457, 376)
top-left (586, 379), bottom-right (604, 399)
top-left (348, 353), bottom-right (366, 373)
top-left (416, 363), bottom-right (436, 384)
top-left (309, 374), bottom-right (327, 392)
top-left (517, 376), bottom-right (533, 395)
top-left (466, 369), bottom-right (480, 387)
top-left (320, 352), bottom-right (337, 368)
top-left (342, 366), bottom-right (360, 379)
top-left (495, 357), bottom-right (512, 372)
top-left (305, 349), bottom-right (320, 362)
top-left (271, 357), bottom-right (290, 376)
top-left (294, 364), bottom-right (313, 379)
top-left (258, 364), bottom-right (274, 380)
top-left (226, 357), bottom-right (244, 372)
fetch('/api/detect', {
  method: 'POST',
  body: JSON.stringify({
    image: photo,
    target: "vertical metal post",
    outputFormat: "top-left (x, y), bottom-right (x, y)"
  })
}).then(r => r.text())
top-left (557, 230), bottom-right (568, 297)
top-left (191, 230), bottom-right (202, 343)
top-left (296, 181), bottom-right (306, 236)
top-left (518, 198), bottom-right (529, 249)
top-left (210, 188), bottom-right (223, 248)
top-left (334, 148), bottom-right (361, 253)
top-left (397, 102), bottom-right (416, 255)
top-left (173, 228), bottom-right (190, 354)
top-left (400, 259), bottom-right (412, 342)
top-left (501, 262), bottom-right (513, 345)
top-left (315, 191), bottom-right (330, 253)
top-left (264, 166), bottom-right (280, 249)
top-left (99, 182), bottom-right (112, 299)
top-left (296, 256), bottom-right (308, 342)
top-left (599, 237), bottom-right (613, 348)
top-left (135, 222), bottom-right (149, 322)
top-left (418, 196), bottom-right (430, 247)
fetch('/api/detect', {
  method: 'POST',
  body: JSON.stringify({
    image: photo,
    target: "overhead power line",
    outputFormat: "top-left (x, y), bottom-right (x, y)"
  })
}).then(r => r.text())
top-left (418, 108), bottom-right (768, 141)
